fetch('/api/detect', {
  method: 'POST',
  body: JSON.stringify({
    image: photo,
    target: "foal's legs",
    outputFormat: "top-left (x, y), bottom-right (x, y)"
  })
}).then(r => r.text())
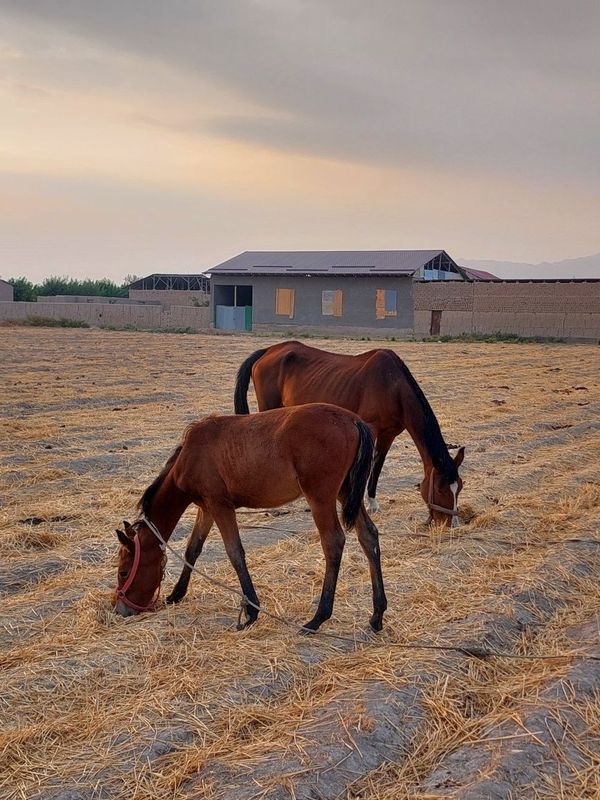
top-left (354, 505), bottom-right (387, 631)
top-left (167, 508), bottom-right (214, 603)
top-left (302, 500), bottom-right (346, 632)
top-left (366, 431), bottom-right (396, 513)
top-left (211, 505), bottom-right (261, 628)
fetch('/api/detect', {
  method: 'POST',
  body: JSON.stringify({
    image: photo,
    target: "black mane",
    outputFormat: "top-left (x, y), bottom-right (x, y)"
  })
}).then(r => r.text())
top-left (391, 353), bottom-right (458, 481)
top-left (137, 445), bottom-right (182, 517)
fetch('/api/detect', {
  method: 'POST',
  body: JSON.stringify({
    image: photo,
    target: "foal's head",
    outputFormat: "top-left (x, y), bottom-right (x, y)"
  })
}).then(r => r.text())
top-left (420, 446), bottom-right (465, 528)
top-left (114, 521), bottom-right (166, 617)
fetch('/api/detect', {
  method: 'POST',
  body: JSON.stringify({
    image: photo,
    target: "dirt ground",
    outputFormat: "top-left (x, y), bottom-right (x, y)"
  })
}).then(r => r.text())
top-left (1, 328), bottom-right (599, 800)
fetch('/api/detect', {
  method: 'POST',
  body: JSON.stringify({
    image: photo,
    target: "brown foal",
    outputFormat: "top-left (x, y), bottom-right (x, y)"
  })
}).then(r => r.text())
top-left (115, 403), bottom-right (387, 633)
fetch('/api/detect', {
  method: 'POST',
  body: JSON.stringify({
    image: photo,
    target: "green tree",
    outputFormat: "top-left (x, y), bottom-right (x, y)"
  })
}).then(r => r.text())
top-left (36, 276), bottom-right (73, 296)
top-left (36, 276), bottom-right (129, 297)
top-left (8, 277), bottom-right (37, 301)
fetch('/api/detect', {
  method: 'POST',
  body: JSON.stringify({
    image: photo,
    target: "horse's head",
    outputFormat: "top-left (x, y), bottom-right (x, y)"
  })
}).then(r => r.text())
top-left (420, 447), bottom-right (465, 528)
top-left (114, 520), bottom-right (166, 616)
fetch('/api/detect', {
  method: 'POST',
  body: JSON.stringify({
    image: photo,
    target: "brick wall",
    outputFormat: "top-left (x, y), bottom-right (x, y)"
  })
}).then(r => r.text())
top-left (414, 281), bottom-right (600, 340)
top-left (0, 301), bottom-right (210, 331)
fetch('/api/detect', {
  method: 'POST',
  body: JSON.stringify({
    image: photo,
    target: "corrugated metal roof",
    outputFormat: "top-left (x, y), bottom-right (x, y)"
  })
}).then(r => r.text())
top-left (462, 267), bottom-right (499, 281)
top-left (208, 250), bottom-right (449, 276)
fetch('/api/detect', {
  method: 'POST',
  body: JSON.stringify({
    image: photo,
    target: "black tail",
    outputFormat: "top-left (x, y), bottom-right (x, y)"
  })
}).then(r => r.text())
top-left (341, 421), bottom-right (374, 530)
top-left (234, 348), bottom-right (269, 414)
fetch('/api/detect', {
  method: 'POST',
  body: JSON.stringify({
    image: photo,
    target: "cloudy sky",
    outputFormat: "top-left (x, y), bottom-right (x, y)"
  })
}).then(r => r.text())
top-left (1, 1), bottom-right (599, 281)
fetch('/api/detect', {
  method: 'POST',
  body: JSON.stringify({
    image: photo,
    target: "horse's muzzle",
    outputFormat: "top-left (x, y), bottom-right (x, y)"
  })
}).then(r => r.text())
top-left (115, 599), bottom-right (140, 617)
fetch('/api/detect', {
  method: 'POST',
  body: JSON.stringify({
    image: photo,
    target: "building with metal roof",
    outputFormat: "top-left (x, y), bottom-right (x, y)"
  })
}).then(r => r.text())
top-left (128, 273), bottom-right (210, 292)
top-left (209, 250), bottom-right (467, 278)
top-left (0, 279), bottom-right (14, 302)
top-left (128, 273), bottom-right (210, 308)
top-left (207, 249), bottom-right (467, 333)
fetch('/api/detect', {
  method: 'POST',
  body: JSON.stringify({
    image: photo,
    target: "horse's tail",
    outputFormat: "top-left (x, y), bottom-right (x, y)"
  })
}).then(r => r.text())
top-left (234, 347), bottom-right (269, 414)
top-left (341, 421), bottom-right (375, 530)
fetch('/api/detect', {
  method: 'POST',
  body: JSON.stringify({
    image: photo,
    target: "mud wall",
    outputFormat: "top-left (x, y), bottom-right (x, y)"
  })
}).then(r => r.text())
top-left (414, 281), bottom-right (600, 340)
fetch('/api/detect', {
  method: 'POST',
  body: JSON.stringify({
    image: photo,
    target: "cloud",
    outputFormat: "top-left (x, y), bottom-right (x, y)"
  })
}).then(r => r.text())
top-left (2, 0), bottom-right (599, 183)
top-left (1, 0), bottom-right (599, 272)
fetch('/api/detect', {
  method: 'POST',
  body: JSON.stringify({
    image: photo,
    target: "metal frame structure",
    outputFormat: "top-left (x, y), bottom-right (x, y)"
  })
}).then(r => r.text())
top-left (129, 274), bottom-right (210, 292)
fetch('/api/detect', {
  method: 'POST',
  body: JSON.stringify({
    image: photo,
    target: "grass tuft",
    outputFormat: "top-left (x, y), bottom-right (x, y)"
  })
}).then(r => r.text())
top-left (17, 315), bottom-right (90, 328)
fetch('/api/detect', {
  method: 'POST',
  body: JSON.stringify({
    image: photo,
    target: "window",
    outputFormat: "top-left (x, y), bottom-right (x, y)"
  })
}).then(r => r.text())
top-left (275, 288), bottom-right (295, 318)
top-left (375, 289), bottom-right (397, 319)
top-left (321, 289), bottom-right (343, 317)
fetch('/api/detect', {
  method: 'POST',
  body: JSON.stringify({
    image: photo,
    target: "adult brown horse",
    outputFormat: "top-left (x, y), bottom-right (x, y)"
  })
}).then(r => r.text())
top-left (115, 403), bottom-right (387, 632)
top-left (234, 341), bottom-right (465, 526)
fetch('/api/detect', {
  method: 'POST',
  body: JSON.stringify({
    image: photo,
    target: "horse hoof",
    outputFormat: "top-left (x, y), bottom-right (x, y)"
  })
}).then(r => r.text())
top-left (299, 619), bottom-right (320, 635)
top-left (367, 497), bottom-right (380, 514)
top-left (369, 616), bottom-right (383, 632)
top-left (236, 617), bottom-right (257, 631)
top-left (165, 592), bottom-right (182, 605)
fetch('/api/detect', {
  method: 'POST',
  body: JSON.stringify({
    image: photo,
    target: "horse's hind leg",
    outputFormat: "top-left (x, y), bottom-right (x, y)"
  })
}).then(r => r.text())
top-left (354, 505), bottom-right (387, 631)
top-left (167, 508), bottom-right (213, 604)
top-left (366, 431), bottom-right (396, 513)
top-left (302, 500), bottom-right (345, 632)
top-left (256, 379), bottom-right (283, 412)
top-left (211, 505), bottom-right (260, 628)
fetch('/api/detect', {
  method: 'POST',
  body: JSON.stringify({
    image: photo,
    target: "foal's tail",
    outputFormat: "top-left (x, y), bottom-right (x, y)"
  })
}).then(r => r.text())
top-left (234, 348), bottom-right (269, 414)
top-left (341, 421), bottom-right (375, 530)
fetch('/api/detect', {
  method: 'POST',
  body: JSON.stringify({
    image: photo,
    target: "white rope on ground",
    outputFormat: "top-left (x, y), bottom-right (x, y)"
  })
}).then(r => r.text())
top-left (396, 531), bottom-right (600, 546)
top-left (140, 515), bottom-right (600, 662)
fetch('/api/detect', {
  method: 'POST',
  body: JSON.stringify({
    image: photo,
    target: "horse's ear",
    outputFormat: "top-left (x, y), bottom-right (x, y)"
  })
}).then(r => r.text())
top-left (123, 520), bottom-right (135, 535)
top-left (454, 446), bottom-right (465, 468)
top-left (116, 529), bottom-right (135, 552)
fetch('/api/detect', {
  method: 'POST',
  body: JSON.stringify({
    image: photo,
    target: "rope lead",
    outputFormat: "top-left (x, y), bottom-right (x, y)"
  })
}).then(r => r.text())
top-left (139, 515), bottom-right (600, 663)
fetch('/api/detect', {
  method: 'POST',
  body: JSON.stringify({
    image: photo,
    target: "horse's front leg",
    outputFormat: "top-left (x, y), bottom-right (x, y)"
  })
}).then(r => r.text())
top-left (366, 431), bottom-right (396, 513)
top-left (211, 505), bottom-right (260, 629)
top-left (166, 508), bottom-right (213, 603)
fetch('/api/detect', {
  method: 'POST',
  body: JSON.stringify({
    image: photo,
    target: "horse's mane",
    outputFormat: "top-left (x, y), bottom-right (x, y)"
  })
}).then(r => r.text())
top-left (137, 444), bottom-right (183, 516)
top-left (390, 352), bottom-right (458, 481)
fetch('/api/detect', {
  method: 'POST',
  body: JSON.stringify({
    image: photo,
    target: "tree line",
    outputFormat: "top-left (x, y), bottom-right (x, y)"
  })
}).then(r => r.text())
top-left (7, 276), bottom-right (138, 302)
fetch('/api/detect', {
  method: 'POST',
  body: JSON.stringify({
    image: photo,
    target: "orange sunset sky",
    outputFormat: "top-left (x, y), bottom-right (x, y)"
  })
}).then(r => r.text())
top-left (1, 1), bottom-right (599, 281)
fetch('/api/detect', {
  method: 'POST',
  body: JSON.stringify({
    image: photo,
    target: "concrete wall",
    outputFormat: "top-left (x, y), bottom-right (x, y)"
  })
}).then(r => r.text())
top-left (0, 301), bottom-right (210, 331)
top-left (414, 281), bottom-right (600, 340)
top-left (6, 281), bottom-right (594, 340)
top-left (0, 281), bottom-right (14, 301)
top-left (129, 289), bottom-right (210, 307)
top-left (211, 274), bottom-right (414, 331)
top-left (43, 294), bottom-right (160, 305)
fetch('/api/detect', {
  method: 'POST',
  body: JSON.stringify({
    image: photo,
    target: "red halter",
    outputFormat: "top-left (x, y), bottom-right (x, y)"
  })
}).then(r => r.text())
top-left (115, 532), bottom-right (162, 612)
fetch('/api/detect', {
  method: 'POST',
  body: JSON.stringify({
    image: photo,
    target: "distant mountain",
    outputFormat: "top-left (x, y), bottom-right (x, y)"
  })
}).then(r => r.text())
top-left (460, 252), bottom-right (600, 280)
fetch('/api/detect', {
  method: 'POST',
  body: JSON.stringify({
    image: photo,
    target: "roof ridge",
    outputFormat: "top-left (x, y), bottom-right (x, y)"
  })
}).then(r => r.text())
top-left (208, 249), bottom-right (454, 276)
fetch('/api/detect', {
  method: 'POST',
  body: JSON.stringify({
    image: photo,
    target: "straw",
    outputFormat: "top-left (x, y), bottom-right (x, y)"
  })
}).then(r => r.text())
top-left (1, 329), bottom-right (598, 799)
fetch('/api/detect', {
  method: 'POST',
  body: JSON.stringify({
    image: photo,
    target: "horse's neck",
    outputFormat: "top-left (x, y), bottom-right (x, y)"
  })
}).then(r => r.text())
top-left (145, 474), bottom-right (190, 541)
top-left (401, 392), bottom-right (448, 477)
top-left (405, 422), bottom-right (436, 475)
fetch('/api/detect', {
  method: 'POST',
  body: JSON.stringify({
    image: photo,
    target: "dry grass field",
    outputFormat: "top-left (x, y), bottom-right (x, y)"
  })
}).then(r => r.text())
top-left (1, 328), bottom-right (599, 800)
